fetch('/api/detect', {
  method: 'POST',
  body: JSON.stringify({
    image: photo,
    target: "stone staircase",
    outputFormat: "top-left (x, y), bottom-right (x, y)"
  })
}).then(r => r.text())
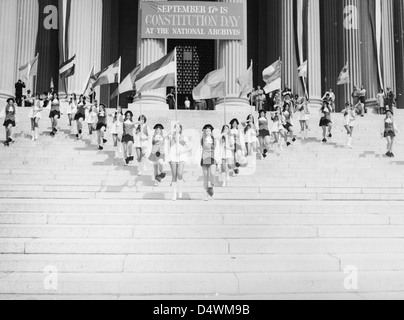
top-left (0, 107), bottom-right (403, 300)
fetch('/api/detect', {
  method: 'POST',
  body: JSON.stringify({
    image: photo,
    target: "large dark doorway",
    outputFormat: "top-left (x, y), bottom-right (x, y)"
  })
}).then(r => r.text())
top-left (167, 39), bottom-right (215, 109)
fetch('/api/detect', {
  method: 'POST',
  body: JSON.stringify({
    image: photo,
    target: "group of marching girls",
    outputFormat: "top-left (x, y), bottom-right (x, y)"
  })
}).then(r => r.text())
top-left (0, 88), bottom-right (401, 200)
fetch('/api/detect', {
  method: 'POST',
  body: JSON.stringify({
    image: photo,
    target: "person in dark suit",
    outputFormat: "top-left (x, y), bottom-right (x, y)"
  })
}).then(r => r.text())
top-left (15, 80), bottom-right (26, 107)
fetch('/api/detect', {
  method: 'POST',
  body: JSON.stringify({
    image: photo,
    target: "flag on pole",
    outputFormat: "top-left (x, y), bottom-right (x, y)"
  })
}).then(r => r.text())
top-left (135, 50), bottom-right (176, 93)
top-left (337, 62), bottom-right (350, 85)
top-left (19, 54), bottom-right (39, 81)
top-left (59, 55), bottom-right (76, 79)
top-left (82, 65), bottom-right (95, 95)
top-left (236, 60), bottom-right (253, 98)
top-left (91, 58), bottom-right (121, 88)
top-left (50, 78), bottom-right (55, 90)
top-left (192, 68), bottom-right (226, 101)
top-left (298, 60), bottom-right (308, 78)
top-left (263, 59), bottom-right (282, 94)
top-left (111, 64), bottom-right (142, 100)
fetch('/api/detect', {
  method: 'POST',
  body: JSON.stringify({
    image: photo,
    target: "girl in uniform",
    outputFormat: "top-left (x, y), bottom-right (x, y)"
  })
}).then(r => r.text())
top-left (96, 103), bottom-right (108, 150)
top-left (270, 107), bottom-right (287, 151)
top-left (242, 114), bottom-right (257, 157)
top-left (282, 102), bottom-right (296, 147)
top-left (257, 110), bottom-right (271, 158)
top-left (319, 101), bottom-right (333, 143)
top-left (201, 124), bottom-right (217, 201)
top-left (110, 107), bottom-right (124, 159)
top-left (2, 98), bottom-right (17, 147)
top-left (86, 100), bottom-right (99, 140)
top-left (381, 110), bottom-right (399, 158)
top-left (296, 97), bottom-right (310, 140)
top-left (341, 102), bottom-right (358, 149)
top-left (49, 93), bottom-right (61, 137)
top-left (219, 125), bottom-right (234, 187)
top-left (122, 111), bottom-right (136, 166)
top-left (74, 95), bottom-right (86, 140)
top-left (229, 119), bottom-right (245, 174)
top-left (67, 94), bottom-right (77, 127)
top-left (29, 93), bottom-right (44, 141)
top-left (167, 123), bottom-right (190, 201)
top-left (134, 115), bottom-right (150, 176)
top-left (149, 124), bottom-right (167, 187)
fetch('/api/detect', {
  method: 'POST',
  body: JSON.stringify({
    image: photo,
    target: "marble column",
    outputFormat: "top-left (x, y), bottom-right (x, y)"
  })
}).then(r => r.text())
top-left (359, 0), bottom-right (379, 108)
top-left (0, 0), bottom-right (18, 102)
top-left (394, 0), bottom-right (404, 107)
top-left (282, 0), bottom-right (299, 95)
top-left (67, 0), bottom-right (102, 96)
top-left (381, 0), bottom-right (396, 91)
top-left (216, 0), bottom-right (249, 110)
top-left (15, 0), bottom-right (39, 93)
top-left (133, 0), bottom-right (168, 109)
top-left (307, 0), bottom-right (322, 107)
top-left (343, 0), bottom-right (362, 102)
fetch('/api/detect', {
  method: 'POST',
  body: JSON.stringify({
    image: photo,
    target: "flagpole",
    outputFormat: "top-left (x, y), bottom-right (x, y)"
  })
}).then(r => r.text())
top-left (250, 60), bottom-right (254, 116)
top-left (174, 47), bottom-right (178, 122)
top-left (224, 64), bottom-right (227, 125)
top-left (117, 57), bottom-right (122, 109)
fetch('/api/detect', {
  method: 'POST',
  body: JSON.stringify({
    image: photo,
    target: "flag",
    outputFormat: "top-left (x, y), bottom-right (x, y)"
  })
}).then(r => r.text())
top-left (192, 68), bottom-right (226, 101)
top-left (135, 50), bottom-right (176, 93)
top-left (50, 78), bottom-right (55, 89)
top-left (236, 60), bottom-right (253, 98)
top-left (92, 58), bottom-right (121, 88)
top-left (337, 62), bottom-right (350, 85)
top-left (298, 60), bottom-right (308, 78)
top-left (82, 65), bottom-right (95, 95)
top-left (19, 54), bottom-right (39, 81)
top-left (263, 59), bottom-right (282, 94)
top-left (59, 55), bottom-right (76, 79)
top-left (111, 64), bottom-right (141, 99)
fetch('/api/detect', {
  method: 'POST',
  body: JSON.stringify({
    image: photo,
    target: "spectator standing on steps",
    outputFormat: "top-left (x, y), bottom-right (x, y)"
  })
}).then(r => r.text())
top-left (15, 80), bottom-right (26, 107)
top-left (385, 88), bottom-right (396, 111)
top-left (359, 85), bottom-right (367, 114)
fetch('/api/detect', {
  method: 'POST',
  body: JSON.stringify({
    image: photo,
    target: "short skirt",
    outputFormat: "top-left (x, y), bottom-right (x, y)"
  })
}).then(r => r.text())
top-left (319, 118), bottom-right (332, 127)
top-left (49, 110), bottom-right (61, 119)
top-left (122, 134), bottom-right (134, 143)
top-left (201, 158), bottom-right (217, 167)
top-left (96, 123), bottom-right (107, 131)
top-left (149, 152), bottom-right (166, 163)
top-left (283, 123), bottom-right (293, 132)
top-left (74, 113), bottom-right (85, 121)
top-left (3, 120), bottom-right (16, 128)
top-left (259, 129), bottom-right (270, 138)
top-left (298, 113), bottom-right (309, 121)
top-left (384, 130), bottom-right (396, 138)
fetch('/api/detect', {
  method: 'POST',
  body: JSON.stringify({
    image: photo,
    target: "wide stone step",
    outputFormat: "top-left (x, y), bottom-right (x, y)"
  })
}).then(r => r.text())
top-left (0, 213), bottom-right (393, 226)
top-left (0, 254), bottom-right (340, 273)
top-left (0, 271), bottom-right (404, 295)
top-left (3, 238), bottom-right (404, 255)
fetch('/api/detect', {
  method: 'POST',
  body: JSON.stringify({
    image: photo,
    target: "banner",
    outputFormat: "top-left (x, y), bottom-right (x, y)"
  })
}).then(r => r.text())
top-left (141, 1), bottom-right (244, 40)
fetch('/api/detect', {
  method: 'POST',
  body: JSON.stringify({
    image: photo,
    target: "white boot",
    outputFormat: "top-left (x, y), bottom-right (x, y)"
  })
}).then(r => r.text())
top-left (31, 131), bottom-right (35, 141)
top-left (347, 137), bottom-right (352, 149)
top-left (35, 128), bottom-right (39, 141)
top-left (177, 180), bottom-right (183, 199)
top-left (172, 182), bottom-right (177, 201)
top-left (222, 173), bottom-right (227, 187)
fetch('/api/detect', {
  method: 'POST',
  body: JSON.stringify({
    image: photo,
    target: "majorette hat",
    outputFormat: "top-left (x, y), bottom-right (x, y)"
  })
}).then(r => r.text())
top-left (154, 124), bottom-right (164, 130)
top-left (203, 124), bottom-right (214, 131)
top-left (125, 110), bottom-right (133, 117)
top-left (230, 118), bottom-right (239, 126)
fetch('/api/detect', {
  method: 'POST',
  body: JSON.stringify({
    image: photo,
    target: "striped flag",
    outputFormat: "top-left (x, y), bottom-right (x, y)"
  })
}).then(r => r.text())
top-left (192, 68), bottom-right (226, 100)
top-left (92, 58), bottom-right (121, 88)
top-left (59, 55), bottom-right (76, 79)
top-left (237, 60), bottom-right (253, 98)
top-left (135, 50), bottom-right (176, 93)
top-left (111, 64), bottom-right (142, 99)
top-left (19, 54), bottom-right (39, 81)
top-left (82, 65), bottom-right (95, 96)
top-left (263, 59), bottom-right (282, 94)
top-left (337, 62), bottom-right (350, 85)
top-left (298, 60), bottom-right (308, 78)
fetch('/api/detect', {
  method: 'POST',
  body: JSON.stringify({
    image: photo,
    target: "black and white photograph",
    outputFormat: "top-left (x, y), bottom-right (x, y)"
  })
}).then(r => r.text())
top-left (0, 0), bottom-right (404, 303)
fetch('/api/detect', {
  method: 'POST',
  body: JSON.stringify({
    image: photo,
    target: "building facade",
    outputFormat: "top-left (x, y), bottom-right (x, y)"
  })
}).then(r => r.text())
top-left (0, 0), bottom-right (403, 110)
